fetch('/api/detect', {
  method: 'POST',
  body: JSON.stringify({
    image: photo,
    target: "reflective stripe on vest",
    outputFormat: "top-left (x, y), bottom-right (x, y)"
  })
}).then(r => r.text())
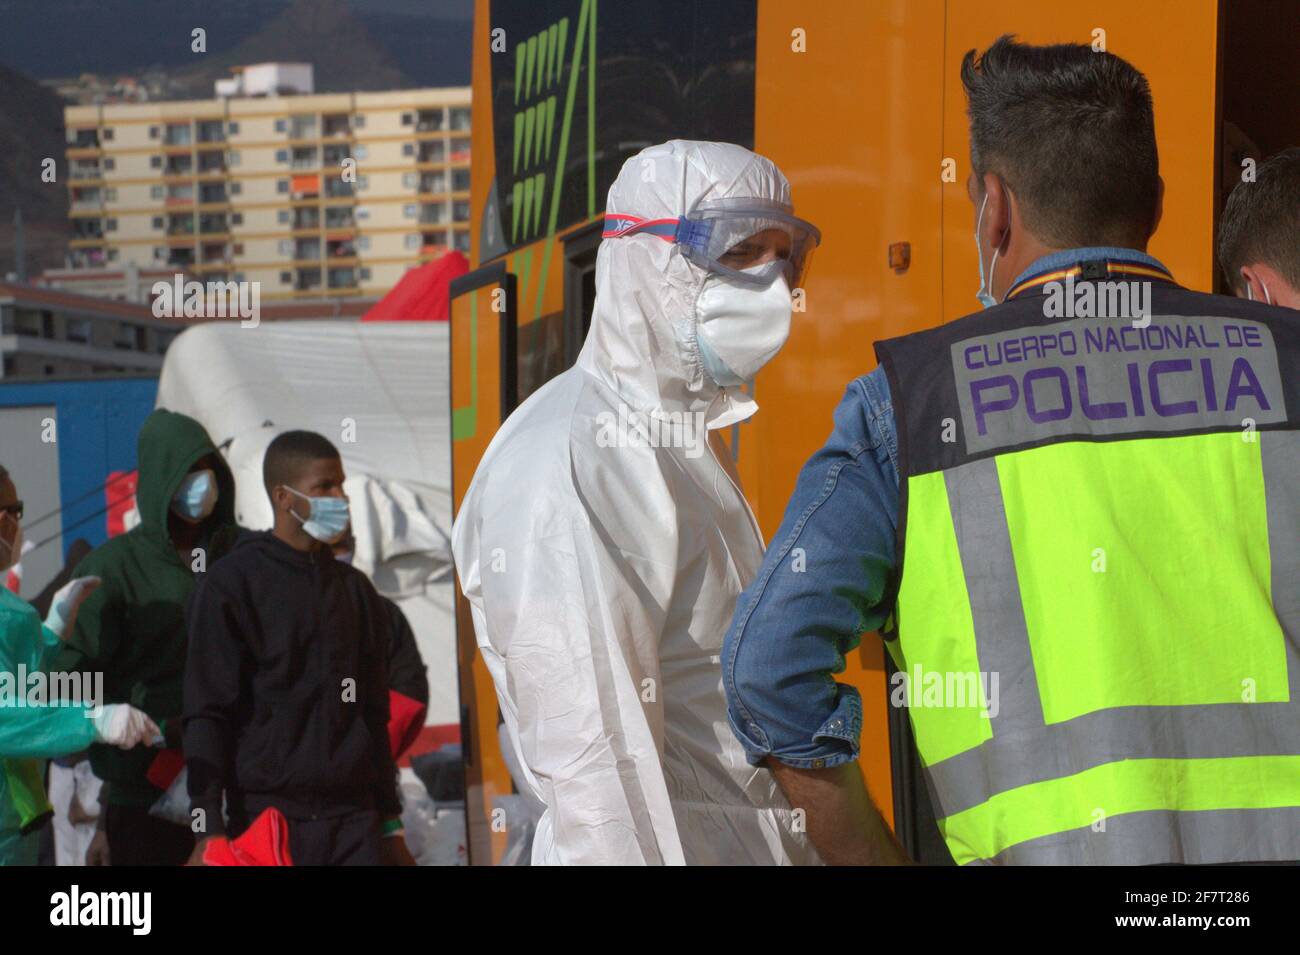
top-left (876, 292), bottom-right (1300, 866)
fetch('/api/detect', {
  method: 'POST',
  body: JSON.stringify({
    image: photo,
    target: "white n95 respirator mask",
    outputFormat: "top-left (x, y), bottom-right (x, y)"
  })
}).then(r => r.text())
top-left (695, 265), bottom-right (794, 388)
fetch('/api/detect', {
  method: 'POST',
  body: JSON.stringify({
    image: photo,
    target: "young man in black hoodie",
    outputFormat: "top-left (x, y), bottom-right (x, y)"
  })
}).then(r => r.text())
top-left (183, 430), bottom-right (413, 865)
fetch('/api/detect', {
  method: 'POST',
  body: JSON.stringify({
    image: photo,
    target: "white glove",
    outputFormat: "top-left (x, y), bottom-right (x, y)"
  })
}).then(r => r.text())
top-left (44, 576), bottom-right (102, 640)
top-left (90, 704), bottom-right (161, 749)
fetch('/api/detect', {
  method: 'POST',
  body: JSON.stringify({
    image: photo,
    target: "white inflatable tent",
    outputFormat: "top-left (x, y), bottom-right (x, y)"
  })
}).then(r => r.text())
top-left (156, 319), bottom-right (458, 738)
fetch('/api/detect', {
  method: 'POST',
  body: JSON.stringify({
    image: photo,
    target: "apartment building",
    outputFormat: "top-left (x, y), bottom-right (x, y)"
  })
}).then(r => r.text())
top-left (64, 85), bottom-right (472, 302)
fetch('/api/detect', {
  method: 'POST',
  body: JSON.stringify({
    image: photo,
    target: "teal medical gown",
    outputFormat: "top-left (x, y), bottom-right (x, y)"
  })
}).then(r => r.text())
top-left (0, 587), bottom-right (97, 865)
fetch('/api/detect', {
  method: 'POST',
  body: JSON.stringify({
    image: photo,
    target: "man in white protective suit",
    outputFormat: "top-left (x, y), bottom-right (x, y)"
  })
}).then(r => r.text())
top-left (452, 140), bottom-right (824, 865)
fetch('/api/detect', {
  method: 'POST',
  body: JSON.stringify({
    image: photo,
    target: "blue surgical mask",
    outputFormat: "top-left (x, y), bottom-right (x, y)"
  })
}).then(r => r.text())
top-left (171, 468), bottom-right (218, 523)
top-left (975, 193), bottom-right (1001, 309)
top-left (283, 485), bottom-right (350, 543)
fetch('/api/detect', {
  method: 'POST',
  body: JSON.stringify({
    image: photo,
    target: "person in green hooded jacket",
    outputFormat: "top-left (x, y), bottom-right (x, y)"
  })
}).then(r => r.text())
top-left (1, 463), bottom-right (161, 866)
top-left (46, 409), bottom-right (237, 866)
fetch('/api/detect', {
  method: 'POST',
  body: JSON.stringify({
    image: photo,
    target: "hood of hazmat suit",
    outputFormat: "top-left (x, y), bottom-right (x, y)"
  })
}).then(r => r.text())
top-left (452, 140), bottom-right (820, 865)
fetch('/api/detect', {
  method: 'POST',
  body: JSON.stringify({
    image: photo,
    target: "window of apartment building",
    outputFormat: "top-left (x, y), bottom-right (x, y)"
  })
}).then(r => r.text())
top-left (453, 231), bottom-right (470, 253)
top-left (403, 204), bottom-right (417, 219)
top-left (276, 149), bottom-right (289, 164)
top-left (355, 207), bottom-right (369, 221)
top-left (275, 119), bottom-right (287, 133)
top-left (401, 112), bottom-right (413, 126)
top-left (360, 267), bottom-right (371, 281)
top-left (104, 187), bottom-right (117, 201)
top-left (150, 156), bottom-right (163, 168)
top-left (232, 243), bottom-right (244, 255)
top-left (228, 121), bottom-right (239, 135)
top-left (353, 144), bottom-right (367, 160)
top-left (103, 158), bottom-right (115, 170)
top-left (231, 212), bottom-right (243, 225)
top-left (279, 239), bottom-right (294, 256)
top-left (101, 128), bottom-right (114, 141)
top-left (402, 142), bottom-right (415, 157)
top-left (66, 317), bottom-right (91, 344)
top-left (278, 209), bottom-right (290, 224)
top-left (357, 236), bottom-right (370, 251)
top-left (151, 185), bottom-right (164, 200)
top-left (280, 271), bottom-right (292, 284)
top-left (405, 233), bottom-right (420, 250)
top-left (106, 249), bottom-right (118, 262)
top-left (149, 126), bottom-right (159, 139)
top-left (356, 175), bottom-right (368, 191)
top-left (449, 107), bottom-right (471, 130)
top-left (230, 181), bottom-right (241, 194)
top-left (277, 179), bottom-right (289, 193)
top-left (105, 218), bottom-right (117, 231)
top-left (452, 169), bottom-right (470, 192)
top-left (452, 201), bottom-right (470, 222)
top-left (402, 172), bottom-right (417, 189)
top-left (153, 246), bottom-right (166, 260)
top-left (353, 114), bottom-right (365, 128)
top-left (228, 151), bottom-right (240, 166)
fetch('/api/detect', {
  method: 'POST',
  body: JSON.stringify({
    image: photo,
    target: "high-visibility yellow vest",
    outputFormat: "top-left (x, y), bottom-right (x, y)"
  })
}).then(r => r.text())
top-left (875, 263), bottom-right (1300, 865)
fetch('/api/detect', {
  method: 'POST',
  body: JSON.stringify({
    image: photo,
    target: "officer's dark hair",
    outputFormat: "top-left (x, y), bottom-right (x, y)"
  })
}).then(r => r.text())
top-left (961, 35), bottom-right (1161, 249)
top-left (263, 430), bottom-right (340, 500)
top-left (1218, 147), bottom-right (1300, 293)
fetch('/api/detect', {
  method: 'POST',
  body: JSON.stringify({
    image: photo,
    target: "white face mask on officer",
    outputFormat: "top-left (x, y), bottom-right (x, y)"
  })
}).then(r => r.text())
top-left (694, 264), bottom-right (794, 388)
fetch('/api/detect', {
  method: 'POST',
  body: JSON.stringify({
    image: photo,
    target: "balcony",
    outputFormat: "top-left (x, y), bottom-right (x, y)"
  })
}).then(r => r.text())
top-left (69, 163), bottom-right (102, 180)
top-left (326, 238), bottom-right (355, 258)
top-left (293, 209), bottom-right (321, 230)
top-left (289, 118), bottom-right (318, 140)
top-left (167, 216), bottom-right (195, 236)
top-left (323, 208), bottom-right (354, 229)
top-left (163, 125), bottom-right (193, 146)
top-left (197, 153), bottom-right (227, 174)
top-left (294, 240), bottom-right (321, 260)
top-left (199, 183), bottom-right (228, 203)
top-left (198, 215), bottom-right (228, 235)
top-left (416, 109), bottom-right (444, 132)
top-left (196, 121), bottom-right (225, 143)
top-left (164, 157), bottom-right (194, 177)
top-left (327, 267), bottom-right (356, 289)
top-left (167, 248), bottom-right (196, 267)
top-left (418, 204), bottom-right (446, 226)
top-left (68, 248), bottom-right (107, 268)
top-left (71, 189), bottom-right (102, 208)
top-left (450, 139), bottom-right (471, 163)
top-left (324, 179), bottom-right (354, 199)
top-left (418, 172), bottom-right (446, 194)
top-left (449, 108), bottom-right (471, 131)
top-left (290, 148), bottom-right (319, 170)
top-left (417, 142), bottom-right (445, 163)
top-left (200, 243), bottom-right (228, 263)
top-left (68, 129), bottom-right (100, 149)
top-left (72, 220), bottom-right (104, 239)
top-left (322, 114), bottom-right (351, 138)
top-left (295, 268), bottom-right (322, 291)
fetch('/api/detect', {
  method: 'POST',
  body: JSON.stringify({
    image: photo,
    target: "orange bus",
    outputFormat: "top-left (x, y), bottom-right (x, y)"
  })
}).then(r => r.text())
top-left (448, 0), bottom-right (1299, 864)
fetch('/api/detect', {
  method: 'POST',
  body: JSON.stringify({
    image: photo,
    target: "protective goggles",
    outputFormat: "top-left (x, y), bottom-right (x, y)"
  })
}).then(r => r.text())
top-left (602, 196), bottom-right (821, 288)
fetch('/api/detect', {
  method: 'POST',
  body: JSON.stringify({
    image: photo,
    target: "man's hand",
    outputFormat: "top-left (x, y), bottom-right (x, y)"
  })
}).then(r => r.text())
top-left (186, 837), bottom-right (216, 867)
top-left (767, 758), bottom-right (911, 865)
top-left (378, 834), bottom-right (416, 866)
top-left (85, 830), bottom-right (110, 866)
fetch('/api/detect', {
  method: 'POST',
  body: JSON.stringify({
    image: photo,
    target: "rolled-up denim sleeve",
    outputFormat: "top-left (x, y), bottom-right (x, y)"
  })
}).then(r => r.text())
top-left (723, 368), bottom-right (899, 769)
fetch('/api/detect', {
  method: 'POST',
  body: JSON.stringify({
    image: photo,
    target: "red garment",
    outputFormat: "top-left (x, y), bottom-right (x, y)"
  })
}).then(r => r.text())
top-left (202, 808), bottom-right (294, 866)
top-left (145, 747), bottom-right (185, 790)
top-left (388, 688), bottom-right (427, 760)
top-left (361, 251), bottom-right (468, 322)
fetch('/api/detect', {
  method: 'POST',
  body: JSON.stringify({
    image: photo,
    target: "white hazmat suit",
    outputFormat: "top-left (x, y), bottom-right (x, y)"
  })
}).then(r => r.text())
top-left (452, 140), bottom-right (819, 865)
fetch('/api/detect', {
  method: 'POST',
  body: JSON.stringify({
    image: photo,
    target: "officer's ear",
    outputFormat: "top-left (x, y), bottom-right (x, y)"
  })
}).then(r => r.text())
top-left (980, 172), bottom-right (1011, 253)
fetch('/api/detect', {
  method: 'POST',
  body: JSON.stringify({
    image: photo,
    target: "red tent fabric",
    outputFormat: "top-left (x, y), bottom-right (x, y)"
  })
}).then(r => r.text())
top-left (362, 251), bottom-right (469, 323)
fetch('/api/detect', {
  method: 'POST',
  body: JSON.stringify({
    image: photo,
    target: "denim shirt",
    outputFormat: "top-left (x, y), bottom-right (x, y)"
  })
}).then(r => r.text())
top-left (722, 246), bottom-right (1171, 769)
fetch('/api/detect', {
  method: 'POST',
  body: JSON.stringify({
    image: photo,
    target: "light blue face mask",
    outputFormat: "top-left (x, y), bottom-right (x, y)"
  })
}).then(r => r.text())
top-left (283, 485), bottom-right (350, 543)
top-left (975, 192), bottom-right (1001, 309)
top-left (171, 468), bottom-right (218, 523)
